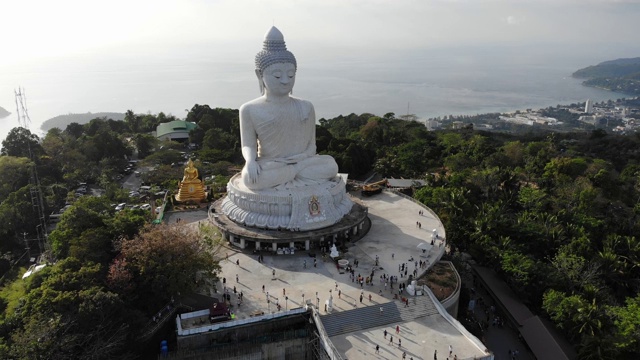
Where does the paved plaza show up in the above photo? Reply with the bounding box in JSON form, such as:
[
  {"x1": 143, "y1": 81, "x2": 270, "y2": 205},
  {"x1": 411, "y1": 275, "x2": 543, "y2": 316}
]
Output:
[{"x1": 168, "y1": 191, "x2": 490, "y2": 359}]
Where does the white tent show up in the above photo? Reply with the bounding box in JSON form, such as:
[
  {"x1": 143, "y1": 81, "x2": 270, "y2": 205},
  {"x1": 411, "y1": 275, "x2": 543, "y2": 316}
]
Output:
[{"x1": 417, "y1": 242, "x2": 433, "y2": 254}]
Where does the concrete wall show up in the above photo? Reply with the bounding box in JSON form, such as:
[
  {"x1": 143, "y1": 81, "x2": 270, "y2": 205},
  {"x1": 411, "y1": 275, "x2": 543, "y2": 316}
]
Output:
[
  {"x1": 423, "y1": 285, "x2": 494, "y2": 360},
  {"x1": 166, "y1": 338, "x2": 309, "y2": 360},
  {"x1": 439, "y1": 261, "x2": 462, "y2": 318}
]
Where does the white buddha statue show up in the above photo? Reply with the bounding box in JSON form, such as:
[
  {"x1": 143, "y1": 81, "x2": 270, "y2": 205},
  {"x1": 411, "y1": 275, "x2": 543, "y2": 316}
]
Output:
[
  {"x1": 240, "y1": 26, "x2": 338, "y2": 191},
  {"x1": 329, "y1": 243, "x2": 340, "y2": 258},
  {"x1": 221, "y1": 27, "x2": 352, "y2": 231}
]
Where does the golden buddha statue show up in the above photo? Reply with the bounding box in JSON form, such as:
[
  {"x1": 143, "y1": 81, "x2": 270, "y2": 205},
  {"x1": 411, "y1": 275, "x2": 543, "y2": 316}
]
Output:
[{"x1": 175, "y1": 159, "x2": 206, "y2": 203}]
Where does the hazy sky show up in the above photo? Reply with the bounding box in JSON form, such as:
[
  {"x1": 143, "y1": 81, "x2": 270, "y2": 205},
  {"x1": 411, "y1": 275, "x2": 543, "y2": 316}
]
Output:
[{"x1": 1, "y1": 0, "x2": 639, "y2": 66}]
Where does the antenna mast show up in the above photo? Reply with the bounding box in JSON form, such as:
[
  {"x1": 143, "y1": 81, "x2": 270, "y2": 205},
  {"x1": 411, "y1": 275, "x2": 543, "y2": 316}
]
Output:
[
  {"x1": 15, "y1": 87, "x2": 31, "y2": 128},
  {"x1": 14, "y1": 88, "x2": 51, "y2": 262}
]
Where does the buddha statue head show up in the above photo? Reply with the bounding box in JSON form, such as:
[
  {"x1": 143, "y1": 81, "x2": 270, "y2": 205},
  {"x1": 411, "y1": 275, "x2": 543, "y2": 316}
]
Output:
[{"x1": 254, "y1": 26, "x2": 297, "y2": 95}]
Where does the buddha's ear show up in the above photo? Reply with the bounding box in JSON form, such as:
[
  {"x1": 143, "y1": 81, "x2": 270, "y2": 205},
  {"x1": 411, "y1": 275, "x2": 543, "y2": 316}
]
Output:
[{"x1": 255, "y1": 69, "x2": 265, "y2": 95}]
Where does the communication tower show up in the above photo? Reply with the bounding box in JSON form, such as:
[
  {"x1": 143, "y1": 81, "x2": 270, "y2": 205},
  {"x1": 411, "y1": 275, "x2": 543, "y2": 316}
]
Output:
[{"x1": 15, "y1": 88, "x2": 51, "y2": 262}]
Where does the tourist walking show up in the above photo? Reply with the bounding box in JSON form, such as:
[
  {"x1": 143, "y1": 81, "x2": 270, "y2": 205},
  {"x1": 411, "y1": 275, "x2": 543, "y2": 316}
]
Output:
[{"x1": 376, "y1": 344, "x2": 380, "y2": 354}]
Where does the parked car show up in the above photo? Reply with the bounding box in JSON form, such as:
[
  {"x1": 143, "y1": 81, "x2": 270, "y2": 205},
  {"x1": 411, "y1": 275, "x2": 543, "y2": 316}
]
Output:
[
  {"x1": 140, "y1": 204, "x2": 151, "y2": 210},
  {"x1": 155, "y1": 206, "x2": 163, "y2": 214},
  {"x1": 115, "y1": 203, "x2": 127, "y2": 211}
]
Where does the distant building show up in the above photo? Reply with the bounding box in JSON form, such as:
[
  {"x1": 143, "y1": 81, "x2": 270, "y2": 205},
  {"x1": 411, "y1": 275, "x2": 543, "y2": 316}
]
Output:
[
  {"x1": 578, "y1": 115, "x2": 597, "y2": 125},
  {"x1": 452, "y1": 121, "x2": 465, "y2": 129},
  {"x1": 155, "y1": 120, "x2": 198, "y2": 142},
  {"x1": 473, "y1": 123, "x2": 494, "y2": 130},
  {"x1": 426, "y1": 119, "x2": 440, "y2": 131},
  {"x1": 585, "y1": 99, "x2": 593, "y2": 114},
  {"x1": 500, "y1": 116, "x2": 533, "y2": 126}
]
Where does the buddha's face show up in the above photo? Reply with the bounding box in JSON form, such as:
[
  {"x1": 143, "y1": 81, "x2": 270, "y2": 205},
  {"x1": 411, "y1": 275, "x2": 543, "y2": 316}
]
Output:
[{"x1": 261, "y1": 62, "x2": 296, "y2": 96}]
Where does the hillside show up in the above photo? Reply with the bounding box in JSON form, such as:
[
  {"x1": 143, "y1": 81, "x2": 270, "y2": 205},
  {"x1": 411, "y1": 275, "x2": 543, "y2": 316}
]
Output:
[
  {"x1": 573, "y1": 57, "x2": 640, "y2": 79},
  {"x1": 573, "y1": 57, "x2": 640, "y2": 96},
  {"x1": 0, "y1": 106, "x2": 10, "y2": 119},
  {"x1": 40, "y1": 112, "x2": 126, "y2": 131}
]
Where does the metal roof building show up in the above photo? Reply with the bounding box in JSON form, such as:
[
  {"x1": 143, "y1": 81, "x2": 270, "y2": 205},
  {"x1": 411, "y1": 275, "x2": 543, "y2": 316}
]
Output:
[{"x1": 156, "y1": 120, "x2": 197, "y2": 142}]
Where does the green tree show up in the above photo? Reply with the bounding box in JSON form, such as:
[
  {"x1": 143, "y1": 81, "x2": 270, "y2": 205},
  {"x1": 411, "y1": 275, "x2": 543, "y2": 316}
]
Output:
[
  {"x1": 134, "y1": 134, "x2": 157, "y2": 159},
  {"x1": 12, "y1": 258, "x2": 135, "y2": 360},
  {"x1": 610, "y1": 295, "x2": 640, "y2": 354},
  {"x1": 64, "y1": 122, "x2": 84, "y2": 138},
  {"x1": 109, "y1": 224, "x2": 220, "y2": 310},
  {"x1": 0, "y1": 156, "x2": 31, "y2": 200},
  {"x1": 0, "y1": 186, "x2": 41, "y2": 245},
  {"x1": 1, "y1": 127, "x2": 43, "y2": 159},
  {"x1": 48, "y1": 197, "x2": 113, "y2": 259},
  {"x1": 542, "y1": 289, "x2": 605, "y2": 340},
  {"x1": 124, "y1": 109, "x2": 141, "y2": 133}
]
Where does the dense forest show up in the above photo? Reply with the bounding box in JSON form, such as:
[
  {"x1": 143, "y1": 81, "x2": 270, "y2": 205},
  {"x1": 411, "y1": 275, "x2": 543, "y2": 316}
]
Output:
[
  {"x1": 0, "y1": 105, "x2": 639, "y2": 359},
  {"x1": 0, "y1": 112, "x2": 222, "y2": 359}
]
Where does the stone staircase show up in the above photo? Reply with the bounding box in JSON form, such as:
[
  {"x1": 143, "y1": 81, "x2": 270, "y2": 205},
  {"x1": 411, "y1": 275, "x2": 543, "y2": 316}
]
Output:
[{"x1": 320, "y1": 294, "x2": 440, "y2": 337}]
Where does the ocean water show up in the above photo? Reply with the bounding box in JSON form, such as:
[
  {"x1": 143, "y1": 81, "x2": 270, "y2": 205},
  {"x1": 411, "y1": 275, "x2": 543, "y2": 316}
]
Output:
[{"x1": 0, "y1": 45, "x2": 629, "y2": 143}]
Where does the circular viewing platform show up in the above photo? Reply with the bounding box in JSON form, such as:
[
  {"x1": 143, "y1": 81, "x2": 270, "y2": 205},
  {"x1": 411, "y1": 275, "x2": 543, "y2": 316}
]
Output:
[{"x1": 209, "y1": 194, "x2": 368, "y2": 252}]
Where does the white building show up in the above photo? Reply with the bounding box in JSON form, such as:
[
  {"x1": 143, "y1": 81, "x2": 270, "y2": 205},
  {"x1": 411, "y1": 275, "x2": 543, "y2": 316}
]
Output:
[{"x1": 585, "y1": 99, "x2": 593, "y2": 114}]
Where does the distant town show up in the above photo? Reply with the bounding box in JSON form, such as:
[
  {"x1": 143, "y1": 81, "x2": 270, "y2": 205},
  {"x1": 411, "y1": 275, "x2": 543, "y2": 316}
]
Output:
[{"x1": 427, "y1": 96, "x2": 640, "y2": 134}]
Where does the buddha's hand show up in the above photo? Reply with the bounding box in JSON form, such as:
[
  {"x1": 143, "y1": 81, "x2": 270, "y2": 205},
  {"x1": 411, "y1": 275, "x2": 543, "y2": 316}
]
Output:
[{"x1": 244, "y1": 160, "x2": 261, "y2": 184}]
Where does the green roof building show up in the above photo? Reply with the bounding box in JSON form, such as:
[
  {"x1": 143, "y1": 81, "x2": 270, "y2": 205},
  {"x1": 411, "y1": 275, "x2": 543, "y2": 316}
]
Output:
[{"x1": 156, "y1": 120, "x2": 197, "y2": 142}]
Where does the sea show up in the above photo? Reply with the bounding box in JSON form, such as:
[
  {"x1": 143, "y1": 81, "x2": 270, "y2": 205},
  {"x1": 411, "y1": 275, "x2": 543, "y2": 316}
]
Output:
[{"x1": 0, "y1": 44, "x2": 631, "y2": 143}]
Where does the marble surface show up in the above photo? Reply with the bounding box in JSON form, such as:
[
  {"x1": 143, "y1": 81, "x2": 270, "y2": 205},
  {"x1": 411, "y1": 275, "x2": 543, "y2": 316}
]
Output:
[{"x1": 222, "y1": 26, "x2": 351, "y2": 231}]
